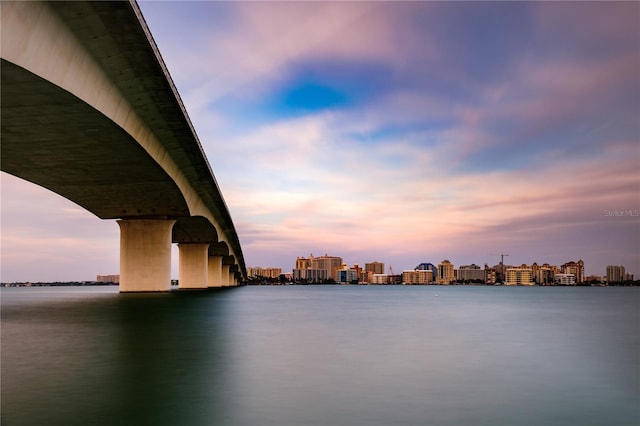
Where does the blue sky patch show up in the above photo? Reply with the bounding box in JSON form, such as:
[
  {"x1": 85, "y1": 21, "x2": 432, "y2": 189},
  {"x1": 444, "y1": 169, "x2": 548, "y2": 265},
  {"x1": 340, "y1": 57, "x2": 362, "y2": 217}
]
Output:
[{"x1": 278, "y1": 82, "x2": 349, "y2": 113}]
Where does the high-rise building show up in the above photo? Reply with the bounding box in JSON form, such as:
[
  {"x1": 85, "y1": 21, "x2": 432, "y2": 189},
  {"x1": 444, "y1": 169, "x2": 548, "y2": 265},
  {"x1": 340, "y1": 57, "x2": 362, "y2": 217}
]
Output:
[
  {"x1": 294, "y1": 254, "x2": 343, "y2": 281},
  {"x1": 312, "y1": 254, "x2": 343, "y2": 280},
  {"x1": 437, "y1": 260, "x2": 455, "y2": 284},
  {"x1": 531, "y1": 262, "x2": 540, "y2": 281},
  {"x1": 402, "y1": 269, "x2": 433, "y2": 285},
  {"x1": 416, "y1": 262, "x2": 438, "y2": 280},
  {"x1": 491, "y1": 263, "x2": 509, "y2": 283},
  {"x1": 365, "y1": 262, "x2": 385, "y2": 275},
  {"x1": 484, "y1": 264, "x2": 497, "y2": 284},
  {"x1": 266, "y1": 268, "x2": 282, "y2": 278},
  {"x1": 537, "y1": 268, "x2": 554, "y2": 285},
  {"x1": 247, "y1": 267, "x2": 263, "y2": 278},
  {"x1": 352, "y1": 264, "x2": 363, "y2": 281},
  {"x1": 247, "y1": 267, "x2": 282, "y2": 278},
  {"x1": 505, "y1": 268, "x2": 534, "y2": 285},
  {"x1": 606, "y1": 265, "x2": 626, "y2": 283},
  {"x1": 562, "y1": 260, "x2": 584, "y2": 283},
  {"x1": 296, "y1": 256, "x2": 312, "y2": 270},
  {"x1": 335, "y1": 264, "x2": 359, "y2": 283},
  {"x1": 456, "y1": 264, "x2": 485, "y2": 282}
]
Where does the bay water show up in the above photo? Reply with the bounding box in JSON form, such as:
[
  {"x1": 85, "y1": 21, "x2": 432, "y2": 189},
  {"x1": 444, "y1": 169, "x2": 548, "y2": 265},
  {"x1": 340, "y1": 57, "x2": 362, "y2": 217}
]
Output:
[{"x1": 2, "y1": 285, "x2": 638, "y2": 425}]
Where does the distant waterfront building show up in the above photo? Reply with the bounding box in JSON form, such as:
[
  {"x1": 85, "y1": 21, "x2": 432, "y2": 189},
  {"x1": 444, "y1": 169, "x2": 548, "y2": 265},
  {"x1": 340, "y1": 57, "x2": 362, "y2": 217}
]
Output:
[
  {"x1": 456, "y1": 264, "x2": 485, "y2": 282},
  {"x1": 294, "y1": 254, "x2": 343, "y2": 281},
  {"x1": 554, "y1": 273, "x2": 576, "y2": 285},
  {"x1": 293, "y1": 268, "x2": 327, "y2": 283},
  {"x1": 484, "y1": 264, "x2": 497, "y2": 284},
  {"x1": 606, "y1": 265, "x2": 626, "y2": 283},
  {"x1": 247, "y1": 267, "x2": 282, "y2": 278},
  {"x1": 536, "y1": 263, "x2": 557, "y2": 285},
  {"x1": 335, "y1": 264, "x2": 359, "y2": 283},
  {"x1": 311, "y1": 254, "x2": 343, "y2": 280},
  {"x1": 296, "y1": 256, "x2": 312, "y2": 270},
  {"x1": 266, "y1": 268, "x2": 282, "y2": 278},
  {"x1": 585, "y1": 275, "x2": 602, "y2": 283},
  {"x1": 531, "y1": 262, "x2": 540, "y2": 281},
  {"x1": 247, "y1": 267, "x2": 262, "y2": 278},
  {"x1": 437, "y1": 260, "x2": 455, "y2": 284},
  {"x1": 490, "y1": 263, "x2": 509, "y2": 282},
  {"x1": 402, "y1": 269, "x2": 433, "y2": 285},
  {"x1": 97, "y1": 274, "x2": 119, "y2": 283},
  {"x1": 247, "y1": 266, "x2": 282, "y2": 278},
  {"x1": 505, "y1": 268, "x2": 534, "y2": 286},
  {"x1": 352, "y1": 264, "x2": 363, "y2": 282},
  {"x1": 388, "y1": 274, "x2": 403, "y2": 285},
  {"x1": 416, "y1": 262, "x2": 438, "y2": 280},
  {"x1": 370, "y1": 274, "x2": 389, "y2": 285},
  {"x1": 365, "y1": 262, "x2": 385, "y2": 275},
  {"x1": 359, "y1": 264, "x2": 381, "y2": 283},
  {"x1": 562, "y1": 260, "x2": 584, "y2": 283}
]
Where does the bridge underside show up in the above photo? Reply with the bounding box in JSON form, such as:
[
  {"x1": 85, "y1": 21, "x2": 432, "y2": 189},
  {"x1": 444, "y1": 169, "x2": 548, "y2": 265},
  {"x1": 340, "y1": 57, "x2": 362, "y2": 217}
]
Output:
[{"x1": 2, "y1": 60, "x2": 190, "y2": 220}]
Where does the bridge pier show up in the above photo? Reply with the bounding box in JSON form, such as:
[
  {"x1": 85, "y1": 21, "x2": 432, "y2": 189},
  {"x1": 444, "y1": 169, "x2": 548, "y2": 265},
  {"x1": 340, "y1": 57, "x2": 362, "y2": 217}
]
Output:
[
  {"x1": 221, "y1": 265, "x2": 230, "y2": 287},
  {"x1": 229, "y1": 272, "x2": 237, "y2": 287},
  {"x1": 118, "y1": 219, "x2": 176, "y2": 292},
  {"x1": 208, "y1": 256, "x2": 223, "y2": 288},
  {"x1": 178, "y1": 243, "x2": 210, "y2": 289}
]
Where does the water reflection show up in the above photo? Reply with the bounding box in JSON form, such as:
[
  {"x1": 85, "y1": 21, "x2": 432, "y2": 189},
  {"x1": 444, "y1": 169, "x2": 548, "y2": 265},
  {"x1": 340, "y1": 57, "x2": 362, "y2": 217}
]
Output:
[
  {"x1": 2, "y1": 286, "x2": 639, "y2": 426},
  {"x1": 2, "y1": 288, "x2": 236, "y2": 426},
  {"x1": 111, "y1": 291, "x2": 235, "y2": 426}
]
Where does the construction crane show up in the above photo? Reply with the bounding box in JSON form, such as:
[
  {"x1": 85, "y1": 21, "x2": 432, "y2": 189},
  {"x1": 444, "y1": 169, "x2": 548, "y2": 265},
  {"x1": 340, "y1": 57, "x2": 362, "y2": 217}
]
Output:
[{"x1": 490, "y1": 253, "x2": 510, "y2": 282}]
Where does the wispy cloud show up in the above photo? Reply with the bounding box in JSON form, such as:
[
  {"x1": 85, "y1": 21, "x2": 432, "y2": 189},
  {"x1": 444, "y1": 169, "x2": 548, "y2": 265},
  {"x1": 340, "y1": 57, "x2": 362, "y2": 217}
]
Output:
[{"x1": 2, "y1": 1, "x2": 637, "y2": 281}]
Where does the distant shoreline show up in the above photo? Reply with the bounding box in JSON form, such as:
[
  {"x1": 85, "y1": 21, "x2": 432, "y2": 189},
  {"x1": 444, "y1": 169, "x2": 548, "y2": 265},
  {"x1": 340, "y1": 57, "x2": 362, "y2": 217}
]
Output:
[
  {"x1": 1, "y1": 282, "x2": 119, "y2": 287},
  {"x1": 2, "y1": 281, "x2": 639, "y2": 287}
]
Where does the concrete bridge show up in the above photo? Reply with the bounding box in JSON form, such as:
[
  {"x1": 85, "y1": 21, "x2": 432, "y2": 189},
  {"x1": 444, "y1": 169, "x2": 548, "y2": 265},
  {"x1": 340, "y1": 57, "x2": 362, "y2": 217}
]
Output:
[{"x1": 1, "y1": 1, "x2": 247, "y2": 291}]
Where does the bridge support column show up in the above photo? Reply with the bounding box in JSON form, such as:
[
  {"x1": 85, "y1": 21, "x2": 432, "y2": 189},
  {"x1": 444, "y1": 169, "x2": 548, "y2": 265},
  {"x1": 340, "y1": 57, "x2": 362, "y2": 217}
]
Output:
[
  {"x1": 229, "y1": 272, "x2": 236, "y2": 287},
  {"x1": 178, "y1": 243, "x2": 210, "y2": 289},
  {"x1": 208, "y1": 256, "x2": 223, "y2": 288},
  {"x1": 221, "y1": 265, "x2": 230, "y2": 287},
  {"x1": 118, "y1": 219, "x2": 176, "y2": 292}
]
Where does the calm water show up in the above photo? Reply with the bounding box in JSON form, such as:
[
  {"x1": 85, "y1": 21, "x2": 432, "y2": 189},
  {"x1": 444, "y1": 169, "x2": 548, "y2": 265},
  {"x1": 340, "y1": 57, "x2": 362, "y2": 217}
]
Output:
[{"x1": 1, "y1": 285, "x2": 638, "y2": 426}]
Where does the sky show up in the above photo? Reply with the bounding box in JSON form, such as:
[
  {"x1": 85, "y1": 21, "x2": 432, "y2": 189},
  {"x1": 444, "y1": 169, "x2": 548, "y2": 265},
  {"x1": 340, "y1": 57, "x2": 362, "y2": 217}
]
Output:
[{"x1": 1, "y1": 1, "x2": 639, "y2": 282}]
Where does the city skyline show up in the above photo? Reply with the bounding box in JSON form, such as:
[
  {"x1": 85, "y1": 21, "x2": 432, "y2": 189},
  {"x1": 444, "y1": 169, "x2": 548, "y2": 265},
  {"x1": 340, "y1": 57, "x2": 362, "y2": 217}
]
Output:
[
  {"x1": 253, "y1": 254, "x2": 630, "y2": 281},
  {"x1": 2, "y1": 1, "x2": 639, "y2": 282},
  {"x1": 249, "y1": 255, "x2": 634, "y2": 285}
]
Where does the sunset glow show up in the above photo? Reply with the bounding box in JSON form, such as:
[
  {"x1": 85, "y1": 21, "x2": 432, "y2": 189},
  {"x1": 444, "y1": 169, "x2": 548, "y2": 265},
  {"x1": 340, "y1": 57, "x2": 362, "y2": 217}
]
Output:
[{"x1": 2, "y1": 1, "x2": 638, "y2": 281}]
